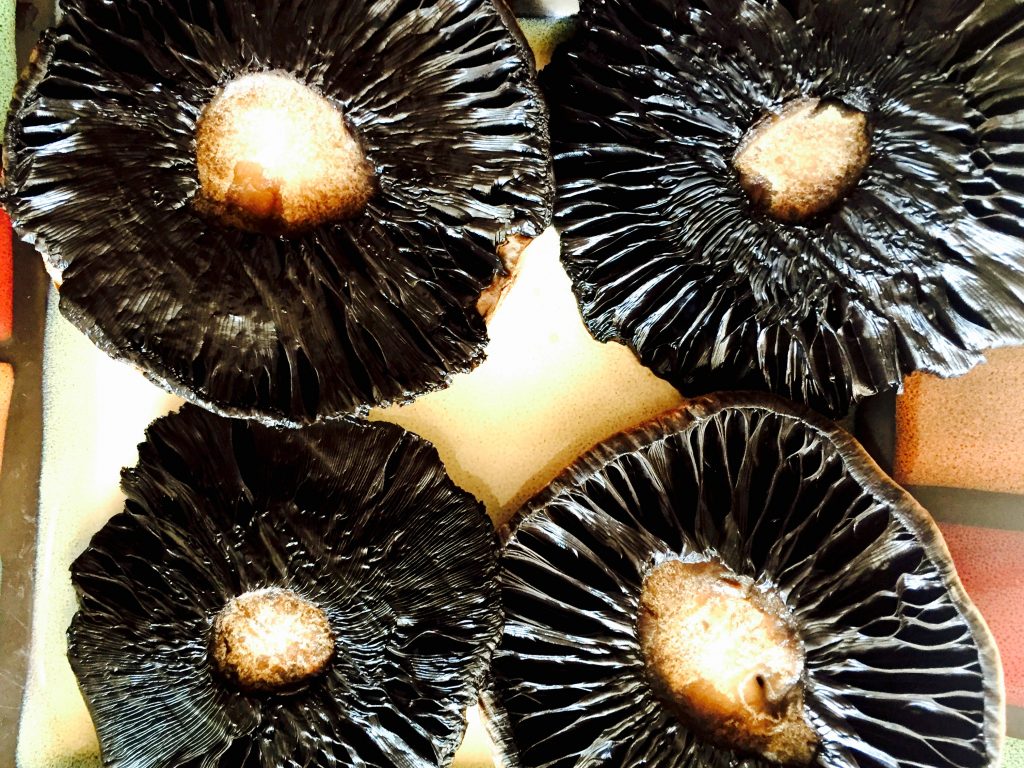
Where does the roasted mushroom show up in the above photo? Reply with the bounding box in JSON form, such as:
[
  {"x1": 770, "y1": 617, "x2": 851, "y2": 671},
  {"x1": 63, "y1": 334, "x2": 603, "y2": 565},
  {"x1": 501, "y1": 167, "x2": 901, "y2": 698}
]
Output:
[
  {"x1": 5, "y1": 0, "x2": 553, "y2": 424},
  {"x1": 488, "y1": 393, "x2": 1003, "y2": 768},
  {"x1": 69, "y1": 405, "x2": 501, "y2": 767},
  {"x1": 546, "y1": 0, "x2": 1024, "y2": 417}
]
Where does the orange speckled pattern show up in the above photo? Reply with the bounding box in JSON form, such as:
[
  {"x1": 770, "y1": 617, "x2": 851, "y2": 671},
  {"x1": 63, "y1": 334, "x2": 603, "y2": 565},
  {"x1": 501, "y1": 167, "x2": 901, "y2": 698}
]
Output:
[
  {"x1": 938, "y1": 522, "x2": 1024, "y2": 707},
  {"x1": 895, "y1": 347, "x2": 1024, "y2": 493},
  {"x1": 0, "y1": 209, "x2": 12, "y2": 342}
]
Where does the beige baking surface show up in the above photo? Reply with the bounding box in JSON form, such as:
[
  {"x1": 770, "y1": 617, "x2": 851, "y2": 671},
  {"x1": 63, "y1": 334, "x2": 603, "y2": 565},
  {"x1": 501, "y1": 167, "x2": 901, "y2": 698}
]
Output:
[
  {"x1": 16, "y1": 228, "x2": 682, "y2": 768},
  {"x1": 373, "y1": 228, "x2": 683, "y2": 526},
  {"x1": 895, "y1": 345, "x2": 1024, "y2": 494}
]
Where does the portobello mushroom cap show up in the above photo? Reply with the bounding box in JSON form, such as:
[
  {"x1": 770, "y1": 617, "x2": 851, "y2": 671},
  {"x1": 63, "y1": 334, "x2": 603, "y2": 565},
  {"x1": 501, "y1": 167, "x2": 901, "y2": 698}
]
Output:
[
  {"x1": 68, "y1": 405, "x2": 501, "y2": 768},
  {"x1": 487, "y1": 392, "x2": 1004, "y2": 768},
  {"x1": 545, "y1": 0, "x2": 1024, "y2": 417},
  {"x1": 4, "y1": 0, "x2": 552, "y2": 424}
]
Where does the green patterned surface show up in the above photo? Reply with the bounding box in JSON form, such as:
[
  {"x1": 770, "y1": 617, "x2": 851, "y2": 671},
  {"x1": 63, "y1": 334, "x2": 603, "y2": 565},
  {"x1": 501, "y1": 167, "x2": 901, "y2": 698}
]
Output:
[
  {"x1": 1007, "y1": 738, "x2": 1024, "y2": 768},
  {"x1": 517, "y1": 16, "x2": 575, "y2": 69},
  {"x1": 0, "y1": 0, "x2": 14, "y2": 132}
]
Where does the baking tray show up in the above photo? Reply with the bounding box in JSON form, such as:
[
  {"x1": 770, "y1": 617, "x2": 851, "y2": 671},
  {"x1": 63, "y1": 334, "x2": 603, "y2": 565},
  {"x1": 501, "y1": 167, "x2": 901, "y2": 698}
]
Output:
[{"x1": 1, "y1": 1, "x2": 1023, "y2": 767}]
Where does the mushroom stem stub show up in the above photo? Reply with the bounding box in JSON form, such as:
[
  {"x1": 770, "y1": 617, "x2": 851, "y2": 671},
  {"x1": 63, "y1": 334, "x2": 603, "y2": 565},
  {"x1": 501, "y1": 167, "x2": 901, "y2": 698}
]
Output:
[
  {"x1": 195, "y1": 71, "x2": 375, "y2": 234},
  {"x1": 734, "y1": 97, "x2": 870, "y2": 223},
  {"x1": 638, "y1": 559, "x2": 818, "y2": 765},
  {"x1": 211, "y1": 588, "x2": 335, "y2": 693}
]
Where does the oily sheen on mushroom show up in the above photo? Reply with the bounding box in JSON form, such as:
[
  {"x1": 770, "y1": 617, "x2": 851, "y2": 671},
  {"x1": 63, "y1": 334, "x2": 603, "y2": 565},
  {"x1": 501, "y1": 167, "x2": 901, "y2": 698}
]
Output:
[
  {"x1": 4, "y1": 0, "x2": 552, "y2": 424},
  {"x1": 487, "y1": 393, "x2": 1003, "y2": 768},
  {"x1": 545, "y1": 0, "x2": 1024, "y2": 417},
  {"x1": 68, "y1": 406, "x2": 500, "y2": 768}
]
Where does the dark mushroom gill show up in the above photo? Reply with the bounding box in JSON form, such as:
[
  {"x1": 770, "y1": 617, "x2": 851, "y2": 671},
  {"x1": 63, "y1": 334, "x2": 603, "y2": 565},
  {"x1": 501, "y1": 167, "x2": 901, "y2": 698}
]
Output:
[
  {"x1": 68, "y1": 405, "x2": 501, "y2": 768},
  {"x1": 544, "y1": 0, "x2": 1024, "y2": 417},
  {"x1": 4, "y1": 0, "x2": 553, "y2": 424},
  {"x1": 488, "y1": 393, "x2": 1003, "y2": 768}
]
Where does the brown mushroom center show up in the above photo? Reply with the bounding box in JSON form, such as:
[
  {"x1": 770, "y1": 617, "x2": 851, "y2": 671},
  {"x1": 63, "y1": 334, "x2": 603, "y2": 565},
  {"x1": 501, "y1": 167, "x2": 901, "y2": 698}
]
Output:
[
  {"x1": 194, "y1": 71, "x2": 375, "y2": 234},
  {"x1": 638, "y1": 559, "x2": 818, "y2": 765},
  {"x1": 733, "y1": 97, "x2": 870, "y2": 223},
  {"x1": 210, "y1": 588, "x2": 334, "y2": 693}
]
